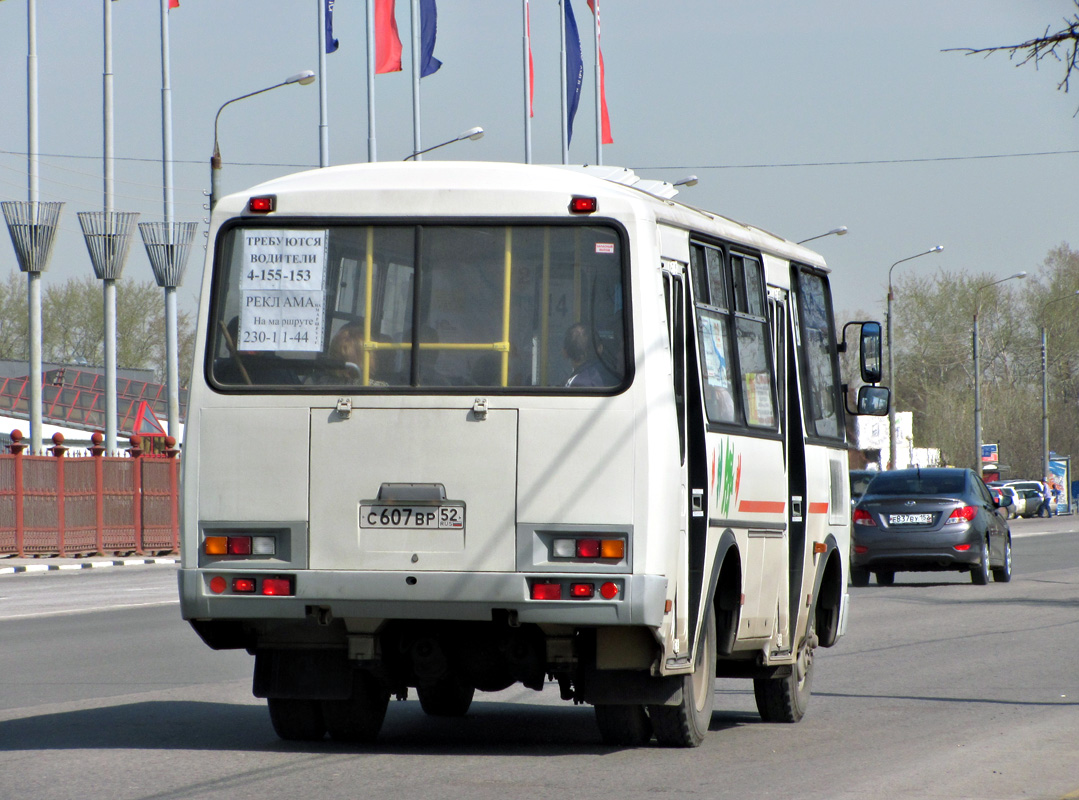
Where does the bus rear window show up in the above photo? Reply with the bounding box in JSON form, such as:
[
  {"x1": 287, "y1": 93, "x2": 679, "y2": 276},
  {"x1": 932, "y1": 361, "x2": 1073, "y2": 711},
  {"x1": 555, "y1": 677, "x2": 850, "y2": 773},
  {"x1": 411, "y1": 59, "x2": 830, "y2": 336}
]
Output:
[{"x1": 208, "y1": 223, "x2": 627, "y2": 392}]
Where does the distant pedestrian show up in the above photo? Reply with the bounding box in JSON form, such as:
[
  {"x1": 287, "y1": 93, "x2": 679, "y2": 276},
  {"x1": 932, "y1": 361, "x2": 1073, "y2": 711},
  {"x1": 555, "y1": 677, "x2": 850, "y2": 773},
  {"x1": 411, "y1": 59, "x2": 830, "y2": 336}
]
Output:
[{"x1": 1038, "y1": 481, "x2": 1053, "y2": 518}]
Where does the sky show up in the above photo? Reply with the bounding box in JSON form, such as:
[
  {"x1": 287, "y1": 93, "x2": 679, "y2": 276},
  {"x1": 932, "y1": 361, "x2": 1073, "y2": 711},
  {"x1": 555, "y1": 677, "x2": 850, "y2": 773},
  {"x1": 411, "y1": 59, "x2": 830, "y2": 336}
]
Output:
[{"x1": 1, "y1": 0, "x2": 1077, "y2": 323}]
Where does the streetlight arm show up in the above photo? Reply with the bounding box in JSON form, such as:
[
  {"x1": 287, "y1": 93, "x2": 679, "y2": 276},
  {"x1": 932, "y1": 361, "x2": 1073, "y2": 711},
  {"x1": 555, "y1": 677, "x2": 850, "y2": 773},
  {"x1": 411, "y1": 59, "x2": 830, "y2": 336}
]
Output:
[
  {"x1": 212, "y1": 71, "x2": 317, "y2": 159},
  {"x1": 404, "y1": 126, "x2": 485, "y2": 160},
  {"x1": 888, "y1": 245, "x2": 944, "y2": 297}
]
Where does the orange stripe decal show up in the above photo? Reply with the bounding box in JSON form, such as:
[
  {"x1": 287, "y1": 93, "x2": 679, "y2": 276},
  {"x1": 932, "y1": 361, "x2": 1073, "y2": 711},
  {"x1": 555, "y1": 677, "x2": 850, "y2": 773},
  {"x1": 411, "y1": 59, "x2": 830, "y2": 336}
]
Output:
[
  {"x1": 808, "y1": 502, "x2": 829, "y2": 515},
  {"x1": 738, "y1": 500, "x2": 786, "y2": 514}
]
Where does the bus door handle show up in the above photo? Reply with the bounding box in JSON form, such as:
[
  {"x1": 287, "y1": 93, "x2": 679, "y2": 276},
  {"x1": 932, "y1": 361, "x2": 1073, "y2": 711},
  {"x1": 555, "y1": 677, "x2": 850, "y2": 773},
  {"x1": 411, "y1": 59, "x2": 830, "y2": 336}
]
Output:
[
  {"x1": 335, "y1": 397, "x2": 352, "y2": 419},
  {"x1": 472, "y1": 397, "x2": 489, "y2": 420},
  {"x1": 791, "y1": 495, "x2": 803, "y2": 523},
  {"x1": 691, "y1": 488, "x2": 705, "y2": 518}
]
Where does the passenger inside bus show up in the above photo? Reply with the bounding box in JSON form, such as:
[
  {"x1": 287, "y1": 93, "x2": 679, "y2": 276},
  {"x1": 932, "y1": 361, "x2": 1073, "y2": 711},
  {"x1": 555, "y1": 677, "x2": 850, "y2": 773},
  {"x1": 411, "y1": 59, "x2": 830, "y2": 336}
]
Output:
[
  {"x1": 325, "y1": 322, "x2": 388, "y2": 386},
  {"x1": 563, "y1": 323, "x2": 618, "y2": 388}
]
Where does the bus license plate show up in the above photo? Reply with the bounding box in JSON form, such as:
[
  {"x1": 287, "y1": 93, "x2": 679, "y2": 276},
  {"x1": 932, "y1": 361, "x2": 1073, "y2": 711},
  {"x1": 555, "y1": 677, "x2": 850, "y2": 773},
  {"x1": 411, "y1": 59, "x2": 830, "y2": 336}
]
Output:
[
  {"x1": 360, "y1": 504, "x2": 465, "y2": 530},
  {"x1": 888, "y1": 513, "x2": 933, "y2": 525}
]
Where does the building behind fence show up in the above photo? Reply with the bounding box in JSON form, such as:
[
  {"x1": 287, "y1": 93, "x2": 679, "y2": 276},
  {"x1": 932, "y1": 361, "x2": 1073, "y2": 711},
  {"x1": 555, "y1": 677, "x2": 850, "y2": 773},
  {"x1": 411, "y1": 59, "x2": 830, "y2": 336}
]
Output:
[{"x1": 0, "y1": 431, "x2": 179, "y2": 557}]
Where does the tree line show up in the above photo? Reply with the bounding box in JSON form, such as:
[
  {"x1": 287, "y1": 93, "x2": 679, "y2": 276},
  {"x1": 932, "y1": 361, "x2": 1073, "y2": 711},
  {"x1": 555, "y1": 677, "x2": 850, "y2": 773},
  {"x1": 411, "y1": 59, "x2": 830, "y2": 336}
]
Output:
[
  {"x1": 850, "y1": 244, "x2": 1079, "y2": 480},
  {"x1": 0, "y1": 271, "x2": 195, "y2": 386}
]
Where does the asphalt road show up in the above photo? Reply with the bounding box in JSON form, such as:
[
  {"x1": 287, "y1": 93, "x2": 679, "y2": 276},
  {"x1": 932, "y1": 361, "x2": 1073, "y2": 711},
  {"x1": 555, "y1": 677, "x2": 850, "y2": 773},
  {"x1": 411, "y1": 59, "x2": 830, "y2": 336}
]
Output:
[{"x1": 1, "y1": 516, "x2": 1077, "y2": 800}]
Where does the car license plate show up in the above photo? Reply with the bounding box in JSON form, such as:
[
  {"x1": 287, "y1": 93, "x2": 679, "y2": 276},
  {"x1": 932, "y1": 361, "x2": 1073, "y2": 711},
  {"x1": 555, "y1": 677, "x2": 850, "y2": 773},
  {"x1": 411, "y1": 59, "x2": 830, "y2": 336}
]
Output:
[
  {"x1": 360, "y1": 504, "x2": 465, "y2": 530},
  {"x1": 888, "y1": 513, "x2": 933, "y2": 525}
]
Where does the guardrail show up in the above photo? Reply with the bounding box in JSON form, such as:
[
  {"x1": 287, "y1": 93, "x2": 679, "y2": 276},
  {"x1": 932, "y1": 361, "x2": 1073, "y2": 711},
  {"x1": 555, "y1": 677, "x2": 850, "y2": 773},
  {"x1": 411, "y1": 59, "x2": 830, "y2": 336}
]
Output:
[{"x1": 0, "y1": 431, "x2": 179, "y2": 557}]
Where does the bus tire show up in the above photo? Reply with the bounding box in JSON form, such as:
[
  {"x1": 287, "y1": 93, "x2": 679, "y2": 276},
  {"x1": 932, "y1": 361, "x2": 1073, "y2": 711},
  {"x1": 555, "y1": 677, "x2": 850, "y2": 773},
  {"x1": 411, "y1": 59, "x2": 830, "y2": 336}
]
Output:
[
  {"x1": 648, "y1": 611, "x2": 715, "y2": 747},
  {"x1": 850, "y1": 567, "x2": 870, "y2": 587},
  {"x1": 321, "y1": 670, "x2": 390, "y2": 743},
  {"x1": 594, "y1": 704, "x2": 653, "y2": 746},
  {"x1": 417, "y1": 677, "x2": 475, "y2": 717},
  {"x1": 267, "y1": 698, "x2": 326, "y2": 741},
  {"x1": 754, "y1": 624, "x2": 814, "y2": 723}
]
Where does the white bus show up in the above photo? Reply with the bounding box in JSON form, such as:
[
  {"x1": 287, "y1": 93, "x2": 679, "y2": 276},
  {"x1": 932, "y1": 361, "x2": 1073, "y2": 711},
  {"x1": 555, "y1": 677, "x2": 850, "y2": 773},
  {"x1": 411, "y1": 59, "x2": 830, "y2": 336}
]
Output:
[{"x1": 179, "y1": 161, "x2": 887, "y2": 747}]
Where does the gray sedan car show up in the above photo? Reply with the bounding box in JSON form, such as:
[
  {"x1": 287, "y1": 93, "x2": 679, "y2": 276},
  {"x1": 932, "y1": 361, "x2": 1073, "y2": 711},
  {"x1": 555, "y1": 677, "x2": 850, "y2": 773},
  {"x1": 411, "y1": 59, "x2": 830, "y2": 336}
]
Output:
[{"x1": 851, "y1": 467, "x2": 1012, "y2": 586}]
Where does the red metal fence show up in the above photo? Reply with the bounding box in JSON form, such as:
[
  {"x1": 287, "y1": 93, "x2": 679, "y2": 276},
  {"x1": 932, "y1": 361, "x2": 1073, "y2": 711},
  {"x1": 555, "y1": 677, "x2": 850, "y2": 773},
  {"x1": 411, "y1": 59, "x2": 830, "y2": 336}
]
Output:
[{"x1": 0, "y1": 433, "x2": 179, "y2": 557}]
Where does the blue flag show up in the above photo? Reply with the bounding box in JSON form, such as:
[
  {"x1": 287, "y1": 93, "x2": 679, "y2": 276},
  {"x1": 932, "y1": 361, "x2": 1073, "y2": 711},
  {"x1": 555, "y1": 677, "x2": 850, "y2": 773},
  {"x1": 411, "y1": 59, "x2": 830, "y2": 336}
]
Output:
[
  {"x1": 564, "y1": 0, "x2": 583, "y2": 143},
  {"x1": 420, "y1": 0, "x2": 442, "y2": 77},
  {"x1": 325, "y1": 0, "x2": 339, "y2": 53}
]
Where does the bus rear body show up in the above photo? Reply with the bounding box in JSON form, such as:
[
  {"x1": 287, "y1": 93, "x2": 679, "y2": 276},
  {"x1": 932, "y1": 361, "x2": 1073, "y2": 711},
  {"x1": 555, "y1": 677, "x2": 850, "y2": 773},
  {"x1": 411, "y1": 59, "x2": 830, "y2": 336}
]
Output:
[{"x1": 179, "y1": 162, "x2": 884, "y2": 747}]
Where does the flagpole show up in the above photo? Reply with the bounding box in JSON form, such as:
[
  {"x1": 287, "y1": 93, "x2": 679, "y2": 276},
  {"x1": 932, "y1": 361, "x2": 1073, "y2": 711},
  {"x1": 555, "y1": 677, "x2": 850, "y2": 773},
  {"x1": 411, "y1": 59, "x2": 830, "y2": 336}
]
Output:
[
  {"x1": 559, "y1": 0, "x2": 568, "y2": 165},
  {"x1": 410, "y1": 0, "x2": 422, "y2": 159},
  {"x1": 318, "y1": 0, "x2": 330, "y2": 168},
  {"x1": 28, "y1": 0, "x2": 43, "y2": 455},
  {"x1": 367, "y1": 0, "x2": 377, "y2": 161},
  {"x1": 592, "y1": 0, "x2": 602, "y2": 165},
  {"x1": 522, "y1": 0, "x2": 532, "y2": 164}
]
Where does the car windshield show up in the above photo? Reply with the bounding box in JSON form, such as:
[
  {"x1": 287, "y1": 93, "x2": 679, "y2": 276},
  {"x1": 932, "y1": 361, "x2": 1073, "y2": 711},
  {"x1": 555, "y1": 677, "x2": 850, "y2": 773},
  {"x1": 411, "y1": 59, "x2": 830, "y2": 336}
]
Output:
[{"x1": 866, "y1": 473, "x2": 966, "y2": 497}]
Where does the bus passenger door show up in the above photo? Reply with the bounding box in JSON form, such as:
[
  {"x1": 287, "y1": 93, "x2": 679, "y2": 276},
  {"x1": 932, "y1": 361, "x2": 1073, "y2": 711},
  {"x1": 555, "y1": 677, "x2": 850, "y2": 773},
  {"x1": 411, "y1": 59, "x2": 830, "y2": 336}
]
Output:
[
  {"x1": 661, "y1": 261, "x2": 695, "y2": 654},
  {"x1": 785, "y1": 286, "x2": 809, "y2": 652},
  {"x1": 667, "y1": 260, "x2": 711, "y2": 659}
]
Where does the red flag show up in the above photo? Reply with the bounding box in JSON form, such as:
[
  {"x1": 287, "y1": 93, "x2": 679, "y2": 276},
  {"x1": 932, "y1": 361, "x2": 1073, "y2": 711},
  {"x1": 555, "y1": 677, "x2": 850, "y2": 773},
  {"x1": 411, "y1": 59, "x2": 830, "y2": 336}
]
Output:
[
  {"x1": 375, "y1": 0, "x2": 403, "y2": 74},
  {"x1": 169, "y1": 0, "x2": 179, "y2": 7},
  {"x1": 586, "y1": 0, "x2": 613, "y2": 144}
]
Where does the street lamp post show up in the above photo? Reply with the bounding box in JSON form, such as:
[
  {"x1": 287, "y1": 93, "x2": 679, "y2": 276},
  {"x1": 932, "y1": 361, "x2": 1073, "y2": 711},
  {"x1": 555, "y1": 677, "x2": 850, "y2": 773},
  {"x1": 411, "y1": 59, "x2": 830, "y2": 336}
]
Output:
[
  {"x1": 404, "y1": 126, "x2": 485, "y2": 160},
  {"x1": 209, "y1": 70, "x2": 316, "y2": 209},
  {"x1": 886, "y1": 245, "x2": 943, "y2": 469},
  {"x1": 972, "y1": 271, "x2": 1027, "y2": 474},
  {"x1": 1040, "y1": 290, "x2": 1079, "y2": 482},
  {"x1": 797, "y1": 226, "x2": 847, "y2": 245}
]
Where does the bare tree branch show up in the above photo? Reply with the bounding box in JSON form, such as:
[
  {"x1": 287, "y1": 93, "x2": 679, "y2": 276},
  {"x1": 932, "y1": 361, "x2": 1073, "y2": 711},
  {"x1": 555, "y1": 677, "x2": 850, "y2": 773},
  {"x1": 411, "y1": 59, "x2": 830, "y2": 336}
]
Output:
[{"x1": 944, "y1": 2, "x2": 1079, "y2": 100}]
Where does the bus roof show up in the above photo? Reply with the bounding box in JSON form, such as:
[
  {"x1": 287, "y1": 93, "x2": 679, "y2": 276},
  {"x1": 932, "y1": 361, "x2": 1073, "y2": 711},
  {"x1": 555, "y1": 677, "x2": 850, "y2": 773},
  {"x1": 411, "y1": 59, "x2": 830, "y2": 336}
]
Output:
[{"x1": 220, "y1": 161, "x2": 828, "y2": 271}]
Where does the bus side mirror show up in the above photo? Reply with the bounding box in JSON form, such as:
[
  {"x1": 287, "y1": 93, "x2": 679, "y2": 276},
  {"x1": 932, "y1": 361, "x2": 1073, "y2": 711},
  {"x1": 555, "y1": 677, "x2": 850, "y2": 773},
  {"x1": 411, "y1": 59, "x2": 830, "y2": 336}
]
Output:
[
  {"x1": 857, "y1": 385, "x2": 890, "y2": 416},
  {"x1": 859, "y1": 321, "x2": 882, "y2": 384}
]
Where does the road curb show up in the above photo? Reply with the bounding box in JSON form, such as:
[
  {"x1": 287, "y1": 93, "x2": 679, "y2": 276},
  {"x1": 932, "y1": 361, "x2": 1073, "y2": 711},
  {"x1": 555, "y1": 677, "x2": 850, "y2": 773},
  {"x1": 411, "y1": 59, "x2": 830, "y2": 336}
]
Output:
[{"x1": 0, "y1": 557, "x2": 178, "y2": 576}]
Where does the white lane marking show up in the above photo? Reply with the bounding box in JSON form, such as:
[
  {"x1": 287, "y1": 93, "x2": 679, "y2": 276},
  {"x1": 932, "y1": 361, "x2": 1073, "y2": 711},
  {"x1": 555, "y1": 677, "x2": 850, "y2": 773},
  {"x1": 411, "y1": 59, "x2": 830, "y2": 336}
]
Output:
[{"x1": 0, "y1": 599, "x2": 179, "y2": 621}]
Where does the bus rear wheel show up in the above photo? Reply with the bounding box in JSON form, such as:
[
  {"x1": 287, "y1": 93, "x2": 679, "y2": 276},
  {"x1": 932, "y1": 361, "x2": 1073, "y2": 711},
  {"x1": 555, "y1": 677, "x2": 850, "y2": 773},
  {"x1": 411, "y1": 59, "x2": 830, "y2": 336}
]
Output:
[
  {"x1": 417, "y1": 677, "x2": 475, "y2": 717},
  {"x1": 267, "y1": 698, "x2": 326, "y2": 741},
  {"x1": 648, "y1": 612, "x2": 715, "y2": 747},
  {"x1": 594, "y1": 704, "x2": 653, "y2": 746},
  {"x1": 754, "y1": 626, "x2": 814, "y2": 723},
  {"x1": 321, "y1": 670, "x2": 390, "y2": 743}
]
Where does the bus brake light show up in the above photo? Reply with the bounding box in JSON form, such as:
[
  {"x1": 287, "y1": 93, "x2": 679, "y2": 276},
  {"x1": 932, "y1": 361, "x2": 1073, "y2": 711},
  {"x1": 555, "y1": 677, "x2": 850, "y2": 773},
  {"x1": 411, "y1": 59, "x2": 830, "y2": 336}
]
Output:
[{"x1": 261, "y1": 578, "x2": 293, "y2": 596}]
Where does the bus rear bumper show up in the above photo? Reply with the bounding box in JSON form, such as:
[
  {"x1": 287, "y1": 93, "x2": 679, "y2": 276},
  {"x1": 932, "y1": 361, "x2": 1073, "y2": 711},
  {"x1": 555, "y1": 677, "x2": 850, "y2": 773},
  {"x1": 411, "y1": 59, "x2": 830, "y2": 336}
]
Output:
[{"x1": 178, "y1": 568, "x2": 668, "y2": 628}]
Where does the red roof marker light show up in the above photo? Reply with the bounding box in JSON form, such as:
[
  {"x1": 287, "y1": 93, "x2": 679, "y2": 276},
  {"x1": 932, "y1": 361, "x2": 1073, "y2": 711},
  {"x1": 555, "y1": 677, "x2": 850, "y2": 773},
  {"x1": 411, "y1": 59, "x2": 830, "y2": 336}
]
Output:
[
  {"x1": 247, "y1": 195, "x2": 276, "y2": 213},
  {"x1": 569, "y1": 196, "x2": 597, "y2": 214}
]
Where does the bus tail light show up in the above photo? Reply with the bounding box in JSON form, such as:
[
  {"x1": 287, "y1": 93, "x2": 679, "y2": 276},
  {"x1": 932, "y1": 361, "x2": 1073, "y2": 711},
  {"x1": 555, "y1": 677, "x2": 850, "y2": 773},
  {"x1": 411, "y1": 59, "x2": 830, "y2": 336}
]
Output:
[
  {"x1": 570, "y1": 583, "x2": 594, "y2": 598},
  {"x1": 233, "y1": 578, "x2": 256, "y2": 593},
  {"x1": 262, "y1": 578, "x2": 293, "y2": 596},
  {"x1": 532, "y1": 582, "x2": 562, "y2": 600},
  {"x1": 204, "y1": 534, "x2": 277, "y2": 557},
  {"x1": 551, "y1": 537, "x2": 626, "y2": 561}
]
